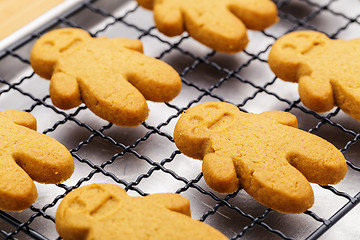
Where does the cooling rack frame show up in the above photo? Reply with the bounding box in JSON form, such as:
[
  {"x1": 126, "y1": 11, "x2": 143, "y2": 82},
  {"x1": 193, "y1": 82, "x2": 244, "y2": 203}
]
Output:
[{"x1": 1, "y1": 0, "x2": 360, "y2": 239}]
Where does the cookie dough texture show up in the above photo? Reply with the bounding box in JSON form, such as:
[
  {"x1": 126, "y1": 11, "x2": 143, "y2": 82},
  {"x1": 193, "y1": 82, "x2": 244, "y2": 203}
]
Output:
[
  {"x1": 55, "y1": 183, "x2": 228, "y2": 240},
  {"x1": 173, "y1": 102, "x2": 347, "y2": 214},
  {"x1": 30, "y1": 28, "x2": 182, "y2": 127},
  {"x1": 0, "y1": 110, "x2": 74, "y2": 211},
  {"x1": 268, "y1": 30, "x2": 360, "y2": 121},
  {"x1": 136, "y1": 0, "x2": 278, "y2": 53}
]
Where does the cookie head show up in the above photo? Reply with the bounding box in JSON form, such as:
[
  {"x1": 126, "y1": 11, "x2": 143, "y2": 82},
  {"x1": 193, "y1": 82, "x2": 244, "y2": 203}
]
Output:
[
  {"x1": 30, "y1": 28, "x2": 90, "y2": 79},
  {"x1": 56, "y1": 184, "x2": 127, "y2": 239},
  {"x1": 269, "y1": 31, "x2": 328, "y2": 82},
  {"x1": 174, "y1": 102, "x2": 237, "y2": 159},
  {"x1": 55, "y1": 183, "x2": 228, "y2": 240},
  {"x1": 174, "y1": 102, "x2": 347, "y2": 213}
]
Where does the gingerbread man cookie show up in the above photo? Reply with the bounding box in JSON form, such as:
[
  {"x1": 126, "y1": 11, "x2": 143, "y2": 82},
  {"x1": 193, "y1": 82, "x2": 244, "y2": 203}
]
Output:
[
  {"x1": 0, "y1": 110, "x2": 74, "y2": 211},
  {"x1": 173, "y1": 102, "x2": 347, "y2": 213},
  {"x1": 55, "y1": 183, "x2": 227, "y2": 240},
  {"x1": 268, "y1": 30, "x2": 360, "y2": 121},
  {"x1": 137, "y1": 0, "x2": 278, "y2": 53},
  {"x1": 30, "y1": 28, "x2": 182, "y2": 126}
]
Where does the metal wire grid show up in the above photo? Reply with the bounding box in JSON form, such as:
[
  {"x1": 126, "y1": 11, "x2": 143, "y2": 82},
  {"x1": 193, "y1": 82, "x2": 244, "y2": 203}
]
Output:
[{"x1": 0, "y1": 0, "x2": 360, "y2": 239}]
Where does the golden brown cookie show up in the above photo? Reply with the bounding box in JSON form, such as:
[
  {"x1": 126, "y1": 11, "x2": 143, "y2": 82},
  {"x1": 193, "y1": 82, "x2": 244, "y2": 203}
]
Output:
[
  {"x1": 30, "y1": 28, "x2": 182, "y2": 127},
  {"x1": 55, "y1": 183, "x2": 227, "y2": 240},
  {"x1": 0, "y1": 110, "x2": 74, "y2": 211},
  {"x1": 268, "y1": 30, "x2": 360, "y2": 121},
  {"x1": 136, "y1": 0, "x2": 278, "y2": 53},
  {"x1": 173, "y1": 102, "x2": 347, "y2": 214}
]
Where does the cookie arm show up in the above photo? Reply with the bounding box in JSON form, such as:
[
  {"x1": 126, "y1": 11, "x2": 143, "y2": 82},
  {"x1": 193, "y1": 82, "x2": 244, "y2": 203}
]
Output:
[
  {"x1": 228, "y1": 0, "x2": 278, "y2": 30},
  {"x1": 50, "y1": 72, "x2": 82, "y2": 110},
  {"x1": 145, "y1": 193, "x2": 191, "y2": 217},
  {"x1": 258, "y1": 111, "x2": 298, "y2": 128},
  {"x1": 202, "y1": 152, "x2": 239, "y2": 193},
  {"x1": 0, "y1": 110, "x2": 37, "y2": 130}
]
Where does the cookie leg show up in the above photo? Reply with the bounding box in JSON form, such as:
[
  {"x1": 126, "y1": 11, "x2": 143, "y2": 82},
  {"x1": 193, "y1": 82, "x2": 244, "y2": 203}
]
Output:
[
  {"x1": 298, "y1": 74, "x2": 334, "y2": 112},
  {"x1": 240, "y1": 157, "x2": 314, "y2": 214},
  {"x1": 183, "y1": 4, "x2": 248, "y2": 53},
  {"x1": 77, "y1": 74, "x2": 149, "y2": 126},
  {"x1": 152, "y1": 1, "x2": 184, "y2": 36},
  {"x1": 50, "y1": 72, "x2": 82, "y2": 110},
  {"x1": 13, "y1": 129, "x2": 74, "y2": 184},
  {"x1": 286, "y1": 129, "x2": 347, "y2": 185},
  {"x1": 331, "y1": 79, "x2": 360, "y2": 121},
  {"x1": 0, "y1": 157, "x2": 37, "y2": 211},
  {"x1": 125, "y1": 52, "x2": 181, "y2": 102},
  {"x1": 202, "y1": 152, "x2": 239, "y2": 193}
]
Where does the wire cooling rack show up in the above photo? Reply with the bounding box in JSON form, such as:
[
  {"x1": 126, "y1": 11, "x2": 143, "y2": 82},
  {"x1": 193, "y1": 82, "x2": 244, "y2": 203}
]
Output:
[{"x1": 1, "y1": 0, "x2": 360, "y2": 239}]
